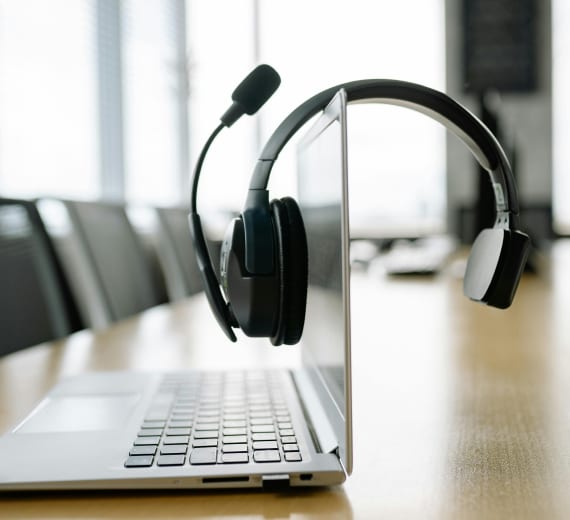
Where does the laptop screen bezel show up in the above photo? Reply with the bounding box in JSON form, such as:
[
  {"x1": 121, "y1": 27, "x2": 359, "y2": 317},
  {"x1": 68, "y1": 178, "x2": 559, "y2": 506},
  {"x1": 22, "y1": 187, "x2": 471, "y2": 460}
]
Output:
[{"x1": 296, "y1": 89, "x2": 352, "y2": 475}]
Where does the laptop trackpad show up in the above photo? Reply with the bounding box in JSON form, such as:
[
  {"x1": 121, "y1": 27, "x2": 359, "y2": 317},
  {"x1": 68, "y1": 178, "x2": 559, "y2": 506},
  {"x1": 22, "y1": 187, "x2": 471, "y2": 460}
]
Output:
[{"x1": 15, "y1": 394, "x2": 140, "y2": 434}]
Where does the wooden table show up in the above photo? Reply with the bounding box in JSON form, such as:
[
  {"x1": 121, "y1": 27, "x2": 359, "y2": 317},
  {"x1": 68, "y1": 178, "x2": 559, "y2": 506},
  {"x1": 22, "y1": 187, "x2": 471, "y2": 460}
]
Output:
[{"x1": 1, "y1": 240, "x2": 569, "y2": 519}]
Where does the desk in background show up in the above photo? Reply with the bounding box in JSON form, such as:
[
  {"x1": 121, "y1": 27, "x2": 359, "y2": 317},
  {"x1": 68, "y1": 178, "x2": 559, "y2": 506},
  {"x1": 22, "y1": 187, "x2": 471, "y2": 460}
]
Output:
[{"x1": 1, "y1": 241, "x2": 570, "y2": 519}]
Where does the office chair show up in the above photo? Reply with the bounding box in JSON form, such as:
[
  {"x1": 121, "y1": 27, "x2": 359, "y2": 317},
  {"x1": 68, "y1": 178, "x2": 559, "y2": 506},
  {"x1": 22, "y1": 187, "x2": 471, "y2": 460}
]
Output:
[
  {"x1": 38, "y1": 199, "x2": 167, "y2": 329},
  {"x1": 153, "y1": 206, "x2": 204, "y2": 301},
  {"x1": 0, "y1": 198, "x2": 82, "y2": 355}
]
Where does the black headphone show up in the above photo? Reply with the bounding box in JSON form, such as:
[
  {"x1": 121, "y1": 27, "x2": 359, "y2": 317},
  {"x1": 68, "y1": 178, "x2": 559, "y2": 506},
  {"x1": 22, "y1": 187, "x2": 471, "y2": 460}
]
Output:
[{"x1": 189, "y1": 65, "x2": 530, "y2": 345}]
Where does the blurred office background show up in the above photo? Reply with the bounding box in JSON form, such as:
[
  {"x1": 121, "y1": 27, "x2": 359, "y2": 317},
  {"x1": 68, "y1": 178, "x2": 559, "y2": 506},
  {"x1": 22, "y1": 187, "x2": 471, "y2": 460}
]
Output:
[
  {"x1": 2, "y1": 0, "x2": 565, "y2": 234},
  {"x1": 0, "y1": 0, "x2": 566, "y2": 351}
]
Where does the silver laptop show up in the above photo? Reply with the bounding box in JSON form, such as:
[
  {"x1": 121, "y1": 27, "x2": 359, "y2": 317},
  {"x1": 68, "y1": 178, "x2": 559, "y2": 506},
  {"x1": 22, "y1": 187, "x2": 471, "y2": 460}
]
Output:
[{"x1": 0, "y1": 90, "x2": 352, "y2": 491}]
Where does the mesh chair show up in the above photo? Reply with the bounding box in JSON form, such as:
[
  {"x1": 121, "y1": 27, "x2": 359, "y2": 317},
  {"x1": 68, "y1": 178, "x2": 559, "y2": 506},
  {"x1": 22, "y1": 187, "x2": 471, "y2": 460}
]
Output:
[
  {"x1": 154, "y1": 207, "x2": 204, "y2": 301},
  {"x1": 0, "y1": 198, "x2": 82, "y2": 355},
  {"x1": 39, "y1": 199, "x2": 167, "y2": 328}
]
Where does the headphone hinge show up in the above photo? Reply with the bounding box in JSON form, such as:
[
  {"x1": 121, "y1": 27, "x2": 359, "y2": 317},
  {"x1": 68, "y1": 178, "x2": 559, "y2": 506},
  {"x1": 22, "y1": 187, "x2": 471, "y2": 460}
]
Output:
[
  {"x1": 494, "y1": 210, "x2": 514, "y2": 230},
  {"x1": 250, "y1": 159, "x2": 273, "y2": 190}
]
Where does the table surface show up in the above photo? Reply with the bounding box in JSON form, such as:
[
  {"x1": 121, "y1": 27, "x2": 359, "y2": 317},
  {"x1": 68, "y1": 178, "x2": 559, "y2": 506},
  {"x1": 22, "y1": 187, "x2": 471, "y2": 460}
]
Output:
[{"x1": 1, "y1": 241, "x2": 570, "y2": 519}]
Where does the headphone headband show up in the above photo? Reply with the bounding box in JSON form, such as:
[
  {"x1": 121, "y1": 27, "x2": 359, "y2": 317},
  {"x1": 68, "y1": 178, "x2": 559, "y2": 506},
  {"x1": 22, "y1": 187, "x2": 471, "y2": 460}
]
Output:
[
  {"x1": 190, "y1": 72, "x2": 530, "y2": 344},
  {"x1": 249, "y1": 79, "x2": 519, "y2": 215}
]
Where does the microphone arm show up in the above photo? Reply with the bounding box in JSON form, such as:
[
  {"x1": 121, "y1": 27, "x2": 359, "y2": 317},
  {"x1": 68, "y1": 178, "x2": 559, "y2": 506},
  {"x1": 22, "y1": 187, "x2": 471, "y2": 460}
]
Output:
[
  {"x1": 188, "y1": 64, "x2": 281, "y2": 342},
  {"x1": 190, "y1": 123, "x2": 224, "y2": 214},
  {"x1": 189, "y1": 122, "x2": 238, "y2": 342}
]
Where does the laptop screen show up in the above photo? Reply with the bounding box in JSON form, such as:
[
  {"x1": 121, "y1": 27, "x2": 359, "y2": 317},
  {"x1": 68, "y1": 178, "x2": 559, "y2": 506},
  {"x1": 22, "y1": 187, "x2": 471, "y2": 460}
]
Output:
[{"x1": 296, "y1": 90, "x2": 352, "y2": 474}]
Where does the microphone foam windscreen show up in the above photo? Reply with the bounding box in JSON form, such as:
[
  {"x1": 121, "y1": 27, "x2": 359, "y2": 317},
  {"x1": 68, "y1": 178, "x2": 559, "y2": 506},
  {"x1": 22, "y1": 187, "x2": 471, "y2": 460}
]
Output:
[{"x1": 232, "y1": 64, "x2": 281, "y2": 115}]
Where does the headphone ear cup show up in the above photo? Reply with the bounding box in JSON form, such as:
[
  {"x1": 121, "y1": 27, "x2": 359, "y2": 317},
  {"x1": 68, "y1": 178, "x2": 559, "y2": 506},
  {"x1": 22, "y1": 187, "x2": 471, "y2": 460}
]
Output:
[
  {"x1": 464, "y1": 227, "x2": 530, "y2": 308},
  {"x1": 269, "y1": 197, "x2": 308, "y2": 346}
]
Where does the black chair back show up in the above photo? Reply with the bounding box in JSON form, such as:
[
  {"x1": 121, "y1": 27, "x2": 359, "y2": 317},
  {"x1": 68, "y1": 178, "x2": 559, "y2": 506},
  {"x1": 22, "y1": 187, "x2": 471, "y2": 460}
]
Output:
[
  {"x1": 40, "y1": 199, "x2": 167, "y2": 328},
  {"x1": 154, "y1": 207, "x2": 203, "y2": 300},
  {"x1": 0, "y1": 198, "x2": 82, "y2": 355}
]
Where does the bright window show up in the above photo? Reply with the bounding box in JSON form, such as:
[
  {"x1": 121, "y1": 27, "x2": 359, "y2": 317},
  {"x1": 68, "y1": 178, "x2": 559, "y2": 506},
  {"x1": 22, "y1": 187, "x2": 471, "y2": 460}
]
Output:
[
  {"x1": 187, "y1": 0, "x2": 446, "y2": 236},
  {"x1": 0, "y1": 0, "x2": 99, "y2": 200},
  {"x1": 122, "y1": 0, "x2": 185, "y2": 205},
  {"x1": 0, "y1": 0, "x2": 446, "y2": 225},
  {"x1": 0, "y1": 1, "x2": 186, "y2": 205},
  {"x1": 186, "y1": 0, "x2": 257, "y2": 212}
]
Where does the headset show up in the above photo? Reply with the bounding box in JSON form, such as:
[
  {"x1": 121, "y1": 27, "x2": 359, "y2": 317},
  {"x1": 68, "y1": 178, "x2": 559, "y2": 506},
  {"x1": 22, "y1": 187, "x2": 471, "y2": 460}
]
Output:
[{"x1": 189, "y1": 65, "x2": 530, "y2": 345}]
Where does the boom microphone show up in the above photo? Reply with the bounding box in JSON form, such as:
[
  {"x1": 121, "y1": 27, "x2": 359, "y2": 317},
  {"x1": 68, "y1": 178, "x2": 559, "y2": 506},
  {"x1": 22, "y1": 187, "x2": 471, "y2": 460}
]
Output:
[
  {"x1": 220, "y1": 64, "x2": 281, "y2": 127},
  {"x1": 189, "y1": 64, "x2": 281, "y2": 342}
]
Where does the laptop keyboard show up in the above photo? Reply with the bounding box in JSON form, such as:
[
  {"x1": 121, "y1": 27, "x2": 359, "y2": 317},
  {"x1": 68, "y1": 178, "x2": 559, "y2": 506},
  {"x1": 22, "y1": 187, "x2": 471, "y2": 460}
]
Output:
[{"x1": 125, "y1": 371, "x2": 302, "y2": 468}]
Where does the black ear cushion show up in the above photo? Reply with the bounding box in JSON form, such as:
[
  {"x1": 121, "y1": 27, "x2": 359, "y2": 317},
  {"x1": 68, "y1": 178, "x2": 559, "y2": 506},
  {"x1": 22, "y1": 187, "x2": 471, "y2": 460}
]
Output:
[{"x1": 269, "y1": 197, "x2": 308, "y2": 345}]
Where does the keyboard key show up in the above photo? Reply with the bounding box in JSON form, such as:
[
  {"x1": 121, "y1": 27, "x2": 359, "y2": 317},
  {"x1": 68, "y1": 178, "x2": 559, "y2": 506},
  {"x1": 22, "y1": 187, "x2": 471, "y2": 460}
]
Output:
[
  {"x1": 277, "y1": 422, "x2": 292, "y2": 430},
  {"x1": 163, "y1": 435, "x2": 189, "y2": 445},
  {"x1": 223, "y1": 406, "x2": 246, "y2": 414},
  {"x1": 279, "y1": 429, "x2": 295, "y2": 437},
  {"x1": 166, "y1": 427, "x2": 191, "y2": 436},
  {"x1": 197, "y1": 410, "x2": 220, "y2": 417},
  {"x1": 249, "y1": 411, "x2": 272, "y2": 419},
  {"x1": 285, "y1": 452, "x2": 302, "y2": 462},
  {"x1": 251, "y1": 425, "x2": 275, "y2": 433},
  {"x1": 224, "y1": 400, "x2": 245, "y2": 407},
  {"x1": 190, "y1": 447, "x2": 217, "y2": 465},
  {"x1": 169, "y1": 421, "x2": 192, "y2": 428},
  {"x1": 224, "y1": 405, "x2": 247, "y2": 420},
  {"x1": 250, "y1": 418, "x2": 273, "y2": 426},
  {"x1": 223, "y1": 427, "x2": 247, "y2": 436},
  {"x1": 223, "y1": 420, "x2": 246, "y2": 428},
  {"x1": 157, "y1": 454, "x2": 186, "y2": 466},
  {"x1": 222, "y1": 443, "x2": 248, "y2": 453},
  {"x1": 134, "y1": 436, "x2": 161, "y2": 446},
  {"x1": 221, "y1": 452, "x2": 249, "y2": 464},
  {"x1": 194, "y1": 422, "x2": 219, "y2": 431},
  {"x1": 138, "y1": 428, "x2": 163, "y2": 437},
  {"x1": 160, "y1": 444, "x2": 188, "y2": 455},
  {"x1": 125, "y1": 455, "x2": 154, "y2": 467},
  {"x1": 142, "y1": 421, "x2": 166, "y2": 429},
  {"x1": 252, "y1": 440, "x2": 278, "y2": 450},
  {"x1": 222, "y1": 435, "x2": 247, "y2": 444},
  {"x1": 224, "y1": 400, "x2": 246, "y2": 408},
  {"x1": 253, "y1": 450, "x2": 281, "y2": 463},
  {"x1": 194, "y1": 430, "x2": 218, "y2": 439},
  {"x1": 129, "y1": 445, "x2": 157, "y2": 456},
  {"x1": 248, "y1": 398, "x2": 271, "y2": 406},
  {"x1": 193, "y1": 438, "x2": 218, "y2": 448},
  {"x1": 281, "y1": 436, "x2": 297, "y2": 444},
  {"x1": 252, "y1": 432, "x2": 276, "y2": 442},
  {"x1": 283, "y1": 443, "x2": 299, "y2": 452},
  {"x1": 223, "y1": 413, "x2": 246, "y2": 421},
  {"x1": 249, "y1": 404, "x2": 271, "y2": 412}
]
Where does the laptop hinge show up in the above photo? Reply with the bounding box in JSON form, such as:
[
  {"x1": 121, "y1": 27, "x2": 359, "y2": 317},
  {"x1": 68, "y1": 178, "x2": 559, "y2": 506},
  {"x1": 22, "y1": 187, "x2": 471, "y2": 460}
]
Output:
[{"x1": 292, "y1": 370, "x2": 339, "y2": 455}]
